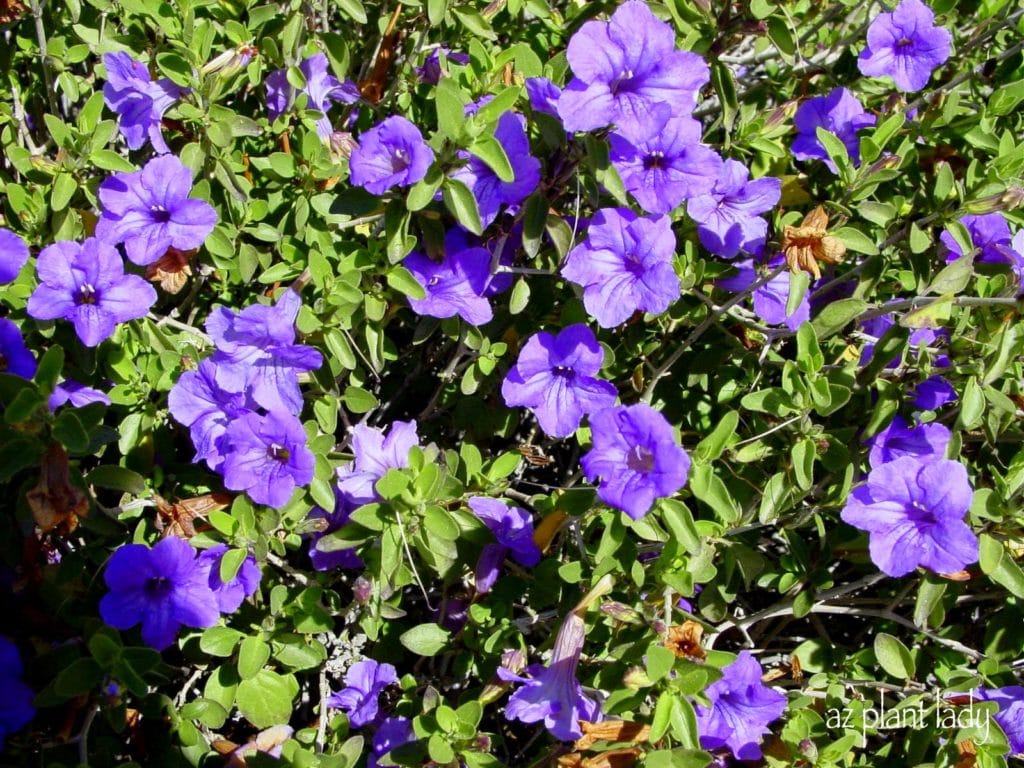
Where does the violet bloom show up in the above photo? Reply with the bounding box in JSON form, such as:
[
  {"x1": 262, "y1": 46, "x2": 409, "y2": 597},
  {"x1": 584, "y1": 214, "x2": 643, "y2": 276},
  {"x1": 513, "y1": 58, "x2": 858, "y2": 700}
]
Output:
[
  {"x1": 169, "y1": 359, "x2": 256, "y2": 470},
  {"x1": 859, "y1": 313, "x2": 950, "y2": 368},
  {"x1": 499, "y1": 612, "x2": 601, "y2": 740},
  {"x1": 0, "y1": 637, "x2": 35, "y2": 750},
  {"x1": 206, "y1": 289, "x2": 323, "y2": 414},
  {"x1": 940, "y1": 213, "x2": 1012, "y2": 264},
  {"x1": 581, "y1": 404, "x2": 690, "y2": 520},
  {"x1": 0, "y1": 228, "x2": 29, "y2": 284},
  {"x1": 609, "y1": 109, "x2": 722, "y2": 215},
  {"x1": 308, "y1": 491, "x2": 363, "y2": 571},
  {"x1": 404, "y1": 237, "x2": 493, "y2": 326},
  {"x1": 562, "y1": 208, "x2": 680, "y2": 328},
  {"x1": 369, "y1": 717, "x2": 415, "y2": 768},
  {"x1": 501, "y1": 324, "x2": 617, "y2": 438},
  {"x1": 265, "y1": 54, "x2": 360, "y2": 138},
  {"x1": 912, "y1": 375, "x2": 957, "y2": 410},
  {"x1": 99, "y1": 537, "x2": 220, "y2": 651},
  {"x1": 415, "y1": 48, "x2": 469, "y2": 85},
  {"x1": 48, "y1": 380, "x2": 111, "y2": 411},
  {"x1": 326, "y1": 659, "x2": 398, "y2": 728},
  {"x1": 468, "y1": 497, "x2": 542, "y2": 593},
  {"x1": 26, "y1": 238, "x2": 156, "y2": 347},
  {"x1": 102, "y1": 52, "x2": 189, "y2": 154},
  {"x1": 0, "y1": 319, "x2": 37, "y2": 379},
  {"x1": 452, "y1": 111, "x2": 540, "y2": 228},
  {"x1": 336, "y1": 420, "x2": 419, "y2": 504},
  {"x1": 221, "y1": 411, "x2": 315, "y2": 509},
  {"x1": 687, "y1": 160, "x2": 781, "y2": 258},
  {"x1": 197, "y1": 544, "x2": 261, "y2": 614},
  {"x1": 857, "y1": 0, "x2": 952, "y2": 92},
  {"x1": 95, "y1": 155, "x2": 218, "y2": 267},
  {"x1": 718, "y1": 256, "x2": 809, "y2": 331},
  {"x1": 446, "y1": 225, "x2": 517, "y2": 297},
  {"x1": 841, "y1": 456, "x2": 978, "y2": 577},
  {"x1": 349, "y1": 116, "x2": 435, "y2": 195},
  {"x1": 973, "y1": 687, "x2": 1024, "y2": 756},
  {"x1": 694, "y1": 651, "x2": 787, "y2": 760},
  {"x1": 556, "y1": 0, "x2": 709, "y2": 133},
  {"x1": 866, "y1": 415, "x2": 950, "y2": 468},
  {"x1": 525, "y1": 77, "x2": 562, "y2": 117},
  {"x1": 791, "y1": 88, "x2": 877, "y2": 172}
]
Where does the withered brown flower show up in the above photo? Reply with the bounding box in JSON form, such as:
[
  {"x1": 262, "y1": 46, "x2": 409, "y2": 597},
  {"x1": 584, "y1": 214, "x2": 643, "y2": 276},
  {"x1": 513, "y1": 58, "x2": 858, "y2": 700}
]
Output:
[
  {"x1": 781, "y1": 206, "x2": 846, "y2": 280},
  {"x1": 665, "y1": 621, "x2": 706, "y2": 660},
  {"x1": 27, "y1": 444, "x2": 89, "y2": 535},
  {"x1": 145, "y1": 247, "x2": 194, "y2": 294}
]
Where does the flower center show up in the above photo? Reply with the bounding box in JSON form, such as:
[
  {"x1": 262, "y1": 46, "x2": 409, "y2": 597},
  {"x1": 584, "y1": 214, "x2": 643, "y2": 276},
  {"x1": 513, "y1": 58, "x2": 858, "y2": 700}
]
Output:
[
  {"x1": 268, "y1": 443, "x2": 291, "y2": 462},
  {"x1": 391, "y1": 147, "x2": 411, "y2": 173},
  {"x1": 643, "y1": 151, "x2": 666, "y2": 170},
  {"x1": 75, "y1": 283, "x2": 99, "y2": 305},
  {"x1": 624, "y1": 251, "x2": 646, "y2": 276},
  {"x1": 551, "y1": 365, "x2": 575, "y2": 379},
  {"x1": 895, "y1": 36, "x2": 914, "y2": 51},
  {"x1": 626, "y1": 444, "x2": 655, "y2": 473},
  {"x1": 144, "y1": 575, "x2": 173, "y2": 598},
  {"x1": 150, "y1": 206, "x2": 172, "y2": 223},
  {"x1": 427, "y1": 275, "x2": 441, "y2": 287},
  {"x1": 609, "y1": 68, "x2": 636, "y2": 95}
]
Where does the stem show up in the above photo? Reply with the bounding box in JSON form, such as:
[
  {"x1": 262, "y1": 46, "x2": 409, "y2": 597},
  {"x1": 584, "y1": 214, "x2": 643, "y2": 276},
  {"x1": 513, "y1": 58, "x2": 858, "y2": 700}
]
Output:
[{"x1": 28, "y1": 0, "x2": 60, "y2": 117}]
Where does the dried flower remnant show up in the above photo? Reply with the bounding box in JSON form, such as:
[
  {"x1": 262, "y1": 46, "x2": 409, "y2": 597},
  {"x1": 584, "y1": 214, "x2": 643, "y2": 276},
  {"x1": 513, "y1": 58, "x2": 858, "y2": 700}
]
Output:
[
  {"x1": 27, "y1": 444, "x2": 89, "y2": 535},
  {"x1": 781, "y1": 206, "x2": 846, "y2": 279},
  {"x1": 145, "y1": 247, "x2": 194, "y2": 294},
  {"x1": 665, "y1": 621, "x2": 706, "y2": 660}
]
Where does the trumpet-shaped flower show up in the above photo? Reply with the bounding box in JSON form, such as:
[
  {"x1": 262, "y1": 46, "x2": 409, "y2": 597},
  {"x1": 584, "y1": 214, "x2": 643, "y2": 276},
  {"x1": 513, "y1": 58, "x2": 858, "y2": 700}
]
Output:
[
  {"x1": 840, "y1": 456, "x2": 978, "y2": 577},
  {"x1": 562, "y1": 208, "x2": 680, "y2": 328},
  {"x1": 866, "y1": 415, "x2": 950, "y2": 469},
  {"x1": 0, "y1": 228, "x2": 28, "y2": 284},
  {"x1": 349, "y1": 116, "x2": 434, "y2": 195},
  {"x1": 973, "y1": 687, "x2": 1024, "y2": 756},
  {"x1": 102, "y1": 52, "x2": 189, "y2": 154},
  {"x1": 940, "y1": 213, "x2": 1013, "y2": 264},
  {"x1": 326, "y1": 660, "x2": 399, "y2": 728},
  {"x1": 499, "y1": 613, "x2": 602, "y2": 740},
  {"x1": 404, "y1": 236, "x2": 493, "y2": 326},
  {"x1": 912, "y1": 376, "x2": 957, "y2": 411},
  {"x1": 857, "y1": 0, "x2": 952, "y2": 92},
  {"x1": 48, "y1": 380, "x2": 111, "y2": 411},
  {"x1": 26, "y1": 238, "x2": 156, "y2": 347},
  {"x1": 369, "y1": 717, "x2": 415, "y2": 768},
  {"x1": 221, "y1": 410, "x2": 315, "y2": 509},
  {"x1": 501, "y1": 324, "x2": 617, "y2": 438},
  {"x1": 336, "y1": 420, "x2": 419, "y2": 504},
  {"x1": 581, "y1": 404, "x2": 690, "y2": 520},
  {"x1": 695, "y1": 651, "x2": 787, "y2": 760},
  {"x1": 792, "y1": 88, "x2": 876, "y2": 172},
  {"x1": 556, "y1": 0, "x2": 709, "y2": 133},
  {"x1": 99, "y1": 537, "x2": 220, "y2": 650},
  {"x1": 718, "y1": 256, "x2": 810, "y2": 331},
  {"x1": 0, "y1": 319, "x2": 37, "y2": 379},
  {"x1": 197, "y1": 544, "x2": 261, "y2": 614},
  {"x1": 0, "y1": 638, "x2": 35, "y2": 750},
  {"x1": 96, "y1": 155, "x2": 218, "y2": 267},
  {"x1": 468, "y1": 497, "x2": 541, "y2": 593},
  {"x1": 265, "y1": 54, "x2": 360, "y2": 138},
  {"x1": 687, "y1": 160, "x2": 781, "y2": 258}
]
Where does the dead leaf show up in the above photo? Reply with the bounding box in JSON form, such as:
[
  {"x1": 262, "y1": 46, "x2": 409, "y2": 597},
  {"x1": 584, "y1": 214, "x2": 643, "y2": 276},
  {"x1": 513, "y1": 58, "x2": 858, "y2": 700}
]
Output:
[
  {"x1": 576, "y1": 721, "x2": 651, "y2": 750},
  {"x1": 154, "y1": 493, "x2": 231, "y2": 538}
]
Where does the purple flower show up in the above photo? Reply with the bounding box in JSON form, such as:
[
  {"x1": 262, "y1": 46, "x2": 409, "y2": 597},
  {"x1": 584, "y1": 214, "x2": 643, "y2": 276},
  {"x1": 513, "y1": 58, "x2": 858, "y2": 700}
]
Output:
[
  {"x1": 1000, "y1": 230, "x2": 1024, "y2": 291},
  {"x1": 857, "y1": 0, "x2": 952, "y2": 92},
  {"x1": 265, "y1": 54, "x2": 360, "y2": 138},
  {"x1": 718, "y1": 256, "x2": 809, "y2": 331},
  {"x1": 866, "y1": 415, "x2": 950, "y2": 468},
  {"x1": 0, "y1": 228, "x2": 29, "y2": 284},
  {"x1": 446, "y1": 225, "x2": 518, "y2": 297},
  {"x1": 206, "y1": 289, "x2": 323, "y2": 414},
  {"x1": 912, "y1": 376, "x2": 957, "y2": 410},
  {"x1": 792, "y1": 88, "x2": 877, "y2": 172},
  {"x1": 940, "y1": 213, "x2": 1012, "y2": 264},
  {"x1": 169, "y1": 359, "x2": 256, "y2": 470},
  {"x1": 95, "y1": 155, "x2": 218, "y2": 267},
  {"x1": 556, "y1": 0, "x2": 709, "y2": 133},
  {"x1": 26, "y1": 238, "x2": 156, "y2": 347},
  {"x1": 0, "y1": 319, "x2": 37, "y2": 379},
  {"x1": 102, "y1": 52, "x2": 189, "y2": 154},
  {"x1": 308, "y1": 490, "x2": 363, "y2": 572},
  {"x1": 349, "y1": 116, "x2": 435, "y2": 195},
  {"x1": 841, "y1": 456, "x2": 978, "y2": 577},
  {"x1": 859, "y1": 313, "x2": 950, "y2": 367},
  {"x1": 452, "y1": 111, "x2": 541, "y2": 228},
  {"x1": 694, "y1": 651, "x2": 787, "y2": 760},
  {"x1": 525, "y1": 77, "x2": 562, "y2": 117},
  {"x1": 0, "y1": 637, "x2": 35, "y2": 750},
  {"x1": 48, "y1": 380, "x2": 111, "y2": 411},
  {"x1": 221, "y1": 411, "x2": 315, "y2": 509},
  {"x1": 500, "y1": 612, "x2": 601, "y2": 740},
  {"x1": 687, "y1": 160, "x2": 781, "y2": 258},
  {"x1": 562, "y1": 208, "x2": 680, "y2": 328},
  {"x1": 99, "y1": 537, "x2": 220, "y2": 651},
  {"x1": 609, "y1": 109, "x2": 722, "y2": 215},
  {"x1": 404, "y1": 235, "x2": 493, "y2": 326},
  {"x1": 581, "y1": 404, "x2": 690, "y2": 520},
  {"x1": 469, "y1": 497, "x2": 541, "y2": 593},
  {"x1": 369, "y1": 717, "x2": 415, "y2": 768},
  {"x1": 197, "y1": 544, "x2": 261, "y2": 614},
  {"x1": 336, "y1": 420, "x2": 419, "y2": 504},
  {"x1": 501, "y1": 324, "x2": 617, "y2": 437},
  {"x1": 326, "y1": 659, "x2": 398, "y2": 728},
  {"x1": 415, "y1": 48, "x2": 469, "y2": 85},
  {"x1": 973, "y1": 687, "x2": 1024, "y2": 756}
]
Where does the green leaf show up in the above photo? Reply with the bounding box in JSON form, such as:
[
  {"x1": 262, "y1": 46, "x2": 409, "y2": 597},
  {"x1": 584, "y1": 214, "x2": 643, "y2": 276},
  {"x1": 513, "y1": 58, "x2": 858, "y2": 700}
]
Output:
[
  {"x1": 343, "y1": 385, "x2": 378, "y2": 414},
  {"x1": 452, "y1": 6, "x2": 496, "y2": 39},
  {"x1": 219, "y1": 548, "x2": 247, "y2": 584},
  {"x1": 924, "y1": 257, "x2": 973, "y2": 295},
  {"x1": 835, "y1": 226, "x2": 879, "y2": 255},
  {"x1": 958, "y1": 376, "x2": 985, "y2": 430},
  {"x1": 406, "y1": 166, "x2": 444, "y2": 211},
  {"x1": 387, "y1": 266, "x2": 426, "y2": 300},
  {"x1": 649, "y1": 691, "x2": 676, "y2": 743},
  {"x1": 53, "y1": 410, "x2": 89, "y2": 454},
  {"x1": 812, "y1": 298, "x2": 868, "y2": 338},
  {"x1": 795, "y1": 323, "x2": 823, "y2": 374},
  {"x1": 86, "y1": 465, "x2": 147, "y2": 495},
  {"x1": 200, "y1": 627, "x2": 245, "y2": 657},
  {"x1": 792, "y1": 438, "x2": 815, "y2": 491},
  {"x1": 236, "y1": 670, "x2": 299, "y2": 728},
  {"x1": 874, "y1": 632, "x2": 915, "y2": 680},
  {"x1": 646, "y1": 643, "x2": 676, "y2": 683},
  {"x1": 180, "y1": 698, "x2": 229, "y2": 728},
  {"x1": 468, "y1": 133, "x2": 514, "y2": 182},
  {"x1": 55, "y1": 658, "x2": 104, "y2": 697},
  {"x1": 979, "y1": 533, "x2": 1024, "y2": 598},
  {"x1": 400, "y1": 623, "x2": 451, "y2": 656},
  {"x1": 815, "y1": 127, "x2": 850, "y2": 175},
  {"x1": 694, "y1": 411, "x2": 739, "y2": 463},
  {"x1": 428, "y1": 0, "x2": 447, "y2": 25},
  {"x1": 442, "y1": 178, "x2": 483, "y2": 236},
  {"x1": 238, "y1": 636, "x2": 272, "y2": 680},
  {"x1": 435, "y1": 78, "x2": 467, "y2": 142},
  {"x1": 786, "y1": 270, "x2": 810, "y2": 318}
]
